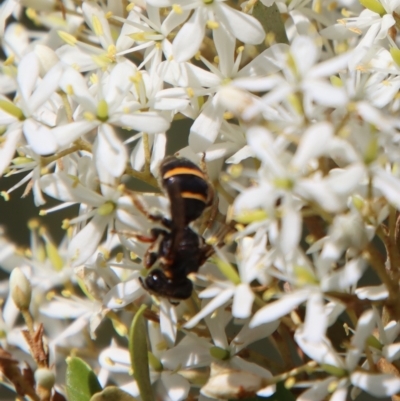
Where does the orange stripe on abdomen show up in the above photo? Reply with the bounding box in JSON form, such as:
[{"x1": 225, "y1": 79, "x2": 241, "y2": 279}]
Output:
[
  {"x1": 180, "y1": 191, "x2": 207, "y2": 202},
  {"x1": 163, "y1": 167, "x2": 205, "y2": 180}
]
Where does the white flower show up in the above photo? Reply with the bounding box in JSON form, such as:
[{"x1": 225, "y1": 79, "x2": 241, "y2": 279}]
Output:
[
  {"x1": 241, "y1": 35, "x2": 350, "y2": 121},
  {"x1": 0, "y1": 50, "x2": 63, "y2": 175},
  {"x1": 39, "y1": 166, "x2": 151, "y2": 266},
  {"x1": 52, "y1": 61, "x2": 170, "y2": 177},
  {"x1": 147, "y1": 0, "x2": 265, "y2": 62}
]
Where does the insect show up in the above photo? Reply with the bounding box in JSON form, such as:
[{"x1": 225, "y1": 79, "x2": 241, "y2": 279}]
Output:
[{"x1": 133, "y1": 156, "x2": 216, "y2": 300}]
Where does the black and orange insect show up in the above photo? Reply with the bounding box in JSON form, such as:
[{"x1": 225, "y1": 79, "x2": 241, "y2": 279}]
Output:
[{"x1": 133, "y1": 156, "x2": 216, "y2": 300}]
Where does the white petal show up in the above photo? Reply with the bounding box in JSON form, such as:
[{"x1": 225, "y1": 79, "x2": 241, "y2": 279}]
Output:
[
  {"x1": 0, "y1": 3, "x2": 20, "y2": 37},
  {"x1": 304, "y1": 80, "x2": 347, "y2": 108},
  {"x1": 231, "y1": 320, "x2": 279, "y2": 353},
  {"x1": 59, "y1": 67, "x2": 96, "y2": 112},
  {"x1": 377, "y1": 14, "x2": 395, "y2": 39},
  {"x1": 295, "y1": 328, "x2": 344, "y2": 367},
  {"x1": 302, "y1": 293, "x2": 327, "y2": 343},
  {"x1": 246, "y1": 125, "x2": 284, "y2": 176},
  {"x1": 52, "y1": 121, "x2": 98, "y2": 148},
  {"x1": 82, "y1": 2, "x2": 113, "y2": 48},
  {"x1": 231, "y1": 357, "x2": 272, "y2": 380},
  {"x1": 69, "y1": 214, "x2": 109, "y2": 266},
  {"x1": 383, "y1": 343, "x2": 400, "y2": 362},
  {"x1": 226, "y1": 145, "x2": 254, "y2": 163},
  {"x1": 40, "y1": 172, "x2": 104, "y2": 205},
  {"x1": 56, "y1": 45, "x2": 98, "y2": 72},
  {"x1": 326, "y1": 164, "x2": 365, "y2": 196},
  {"x1": 355, "y1": 285, "x2": 388, "y2": 300},
  {"x1": 205, "y1": 308, "x2": 230, "y2": 350},
  {"x1": 351, "y1": 309, "x2": 375, "y2": 350},
  {"x1": 291, "y1": 122, "x2": 333, "y2": 169},
  {"x1": 350, "y1": 371, "x2": 400, "y2": 397},
  {"x1": 153, "y1": 97, "x2": 189, "y2": 111},
  {"x1": 184, "y1": 288, "x2": 235, "y2": 329},
  {"x1": 280, "y1": 203, "x2": 301, "y2": 255},
  {"x1": 119, "y1": 112, "x2": 170, "y2": 133},
  {"x1": 0, "y1": 127, "x2": 21, "y2": 176},
  {"x1": 161, "y1": 335, "x2": 212, "y2": 370},
  {"x1": 321, "y1": 258, "x2": 366, "y2": 292},
  {"x1": 238, "y1": 44, "x2": 289, "y2": 77},
  {"x1": 213, "y1": 24, "x2": 235, "y2": 77},
  {"x1": 150, "y1": 133, "x2": 166, "y2": 177},
  {"x1": 17, "y1": 52, "x2": 39, "y2": 105},
  {"x1": 189, "y1": 95, "x2": 224, "y2": 152},
  {"x1": 330, "y1": 385, "x2": 348, "y2": 401},
  {"x1": 99, "y1": 346, "x2": 130, "y2": 372},
  {"x1": 216, "y1": 4, "x2": 264, "y2": 45},
  {"x1": 232, "y1": 283, "x2": 255, "y2": 319},
  {"x1": 172, "y1": 9, "x2": 206, "y2": 62},
  {"x1": 40, "y1": 300, "x2": 86, "y2": 319},
  {"x1": 309, "y1": 51, "x2": 353, "y2": 79},
  {"x1": 104, "y1": 61, "x2": 136, "y2": 106},
  {"x1": 160, "y1": 299, "x2": 177, "y2": 347},
  {"x1": 160, "y1": 372, "x2": 190, "y2": 401},
  {"x1": 291, "y1": 36, "x2": 319, "y2": 77},
  {"x1": 33, "y1": 45, "x2": 59, "y2": 75},
  {"x1": 23, "y1": 119, "x2": 57, "y2": 155},
  {"x1": 320, "y1": 23, "x2": 358, "y2": 40},
  {"x1": 103, "y1": 277, "x2": 145, "y2": 309},
  {"x1": 373, "y1": 169, "x2": 400, "y2": 209},
  {"x1": 297, "y1": 377, "x2": 335, "y2": 401},
  {"x1": 29, "y1": 63, "x2": 63, "y2": 112},
  {"x1": 96, "y1": 124, "x2": 127, "y2": 177},
  {"x1": 328, "y1": 137, "x2": 359, "y2": 166},
  {"x1": 250, "y1": 290, "x2": 310, "y2": 327},
  {"x1": 297, "y1": 179, "x2": 341, "y2": 213},
  {"x1": 161, "y1": 8, "x2": 191, "y2": 36},
  {"x1": 158, "y1": 60, "x2": 219, "y2": 87}
]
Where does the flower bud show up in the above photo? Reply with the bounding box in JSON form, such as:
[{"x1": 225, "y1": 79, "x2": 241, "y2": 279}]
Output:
[
  {"x1": 10, "y1": 268, "x2": 32, "y2": 310},
  {"x1": 200, "y1": 362, "x2": 267, "y2": 399},
  {"x1": 34, "y1": 368, "x2": 55, "y2": 390}
]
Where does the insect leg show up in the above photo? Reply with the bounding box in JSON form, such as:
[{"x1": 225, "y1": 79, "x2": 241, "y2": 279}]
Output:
[{"x1": 124, "y1": 188, "x2": 171, "y2": 228}]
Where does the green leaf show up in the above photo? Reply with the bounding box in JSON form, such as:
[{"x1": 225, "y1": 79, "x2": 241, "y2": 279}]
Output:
[
  {"x1": 252, "y1": 1, "x2": 288, "y2": 51},
  {"x1": 129, "y1": 305, "x2": 153, "y2": 401},
  {"x1": 66, "y1": 357, "x2": 102, "y2": 401},
  {"x1": 90, "y1": 386, "x2": 138, "y2": 401}
]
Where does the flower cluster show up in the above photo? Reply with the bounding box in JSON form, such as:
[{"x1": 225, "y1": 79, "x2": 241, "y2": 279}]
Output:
[{"x1": 2, "y1": 0, "x2": 400, "y2": 400}]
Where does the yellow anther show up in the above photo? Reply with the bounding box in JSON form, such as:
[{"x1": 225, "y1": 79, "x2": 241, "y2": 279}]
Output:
[
  {"x1": 65, "y1": 84, "x2": 74, "y2": 95},
  {"x1": 92, "y1": 15, "x2": 104, "y2": 36},
  {"x1": 172, "y1": 4, "x2": 183, "y2": 14},
  {"x1": 58, "y1": 31, "x2": 77, "y2": 46},
  {"x1": 1, "y1": 192, "x2": 9, "y2": 201},
  {"x1": 206, "y1": 20, "x2": 219, "y2": 29},
  {"x1": 223, "y1": 111, "x2": 234, "y2": 120},
  {"x1": 83, "y1": 111, "x2": 96, "y2": 121},
  {"x1": 127, "y1": 3, "x2": 135, "y2": 12},
  {"x1": 4, "y1": 54, "x2": 15, "y2": 66},
  {"x1": 90, "y1": 73, "x2": 99, "y2": 84},
  {"x1": 186, "y1": 87, "x2": 195, "y2": 97}
]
